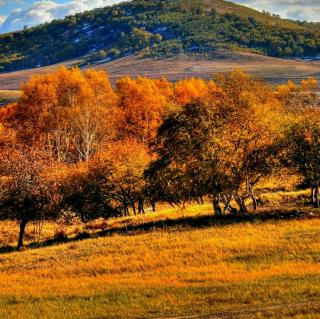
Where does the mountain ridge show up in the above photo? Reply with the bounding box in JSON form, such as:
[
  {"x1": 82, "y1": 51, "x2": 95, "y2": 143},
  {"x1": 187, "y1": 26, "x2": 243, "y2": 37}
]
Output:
[{"x1": 1, "y1": 0, "x2": 320, "y2": 73}]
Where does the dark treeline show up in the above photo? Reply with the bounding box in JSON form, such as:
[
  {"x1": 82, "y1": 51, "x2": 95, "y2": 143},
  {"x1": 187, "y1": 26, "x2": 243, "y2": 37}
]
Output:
[
  {"x1": 1, "y1": 0, "x2": 320, "y2": 71},
  {"x1": 0, "y1": 68, "x2": 320, "y2": 249}
]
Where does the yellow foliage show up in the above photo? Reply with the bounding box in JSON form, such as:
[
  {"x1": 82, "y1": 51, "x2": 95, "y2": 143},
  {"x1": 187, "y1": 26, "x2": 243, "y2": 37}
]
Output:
[{"x1": 173, "y1": 77, "x2": 212, "y2": 105}]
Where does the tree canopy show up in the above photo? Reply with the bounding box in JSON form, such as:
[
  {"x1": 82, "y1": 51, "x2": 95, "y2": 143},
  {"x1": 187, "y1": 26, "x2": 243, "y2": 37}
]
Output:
[{"x1": 0, "y1": 67, "x2": 319, "y2": 248}]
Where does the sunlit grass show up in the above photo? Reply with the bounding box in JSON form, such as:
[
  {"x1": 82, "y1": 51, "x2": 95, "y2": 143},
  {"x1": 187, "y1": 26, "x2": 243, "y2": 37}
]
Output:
[
  {"x1": 0, "y1": 175, "x2": 317, "y2": 318},
  {"x1": 0, "y1": 204, "x2": 319, "y2": 318},
  {"x1": 256, "y1": 169, "x2": 303, "y2": 192},
  {"x1": 0, "y1": 185, "x2": 312, "y2": 248}
]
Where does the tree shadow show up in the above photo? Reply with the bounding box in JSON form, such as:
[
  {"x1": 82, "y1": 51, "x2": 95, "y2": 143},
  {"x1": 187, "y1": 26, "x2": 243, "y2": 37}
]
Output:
[
  {"x1": 0, "y1": 207, "x2": 319, "y2": 254},
  {"x1": 96, "y1": 207, "x2": 318, "y2": 236}
]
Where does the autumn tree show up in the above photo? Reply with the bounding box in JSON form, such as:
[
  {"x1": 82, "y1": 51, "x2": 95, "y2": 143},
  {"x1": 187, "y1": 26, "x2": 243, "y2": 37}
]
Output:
[
  {"x1": 284, "y1": 108, "x2": 320, "y2": 208},
  {"x1": 91, "y1": 139, "x2": 151, "y2": 215},
  {"x1": 59, "y1": 161, "x2": 121, "y2": 223},
  {"x1": 173, "y1": 77, "x2": 214, "y2": 106},
  {"x1": 148, "y1": 71, "x2": 284, "y2": 215},
  {"x1": 0, "y1": 67, "x2": 121, "y2": 229},
  {"x1": 212, "y1": 71, "x2": 284, "y2": 213},
  {"x1": 116, "y1": 76, "x2": 172, "y2": 144},
  {"x1": 0, "y1": 67, "x2": 118, "y2": 163},
  {"x1": 0, "y1": 145, "x2": 62, "y2": 249},
  {"x1": 62, "y1": 139, "x2": 151, "y2": 219},
  {"x1": 278, "y1": 77, "x2": 320, "y2": 207}
]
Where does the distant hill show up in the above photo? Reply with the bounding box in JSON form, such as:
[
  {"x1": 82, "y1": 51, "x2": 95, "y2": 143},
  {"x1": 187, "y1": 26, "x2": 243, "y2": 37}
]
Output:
[
  {"x1": 1, "y1": 0, "x2": 320, "y2": 72},
  {"x1": 2, "y1": 52, "x2": 320, "y2": 92}
]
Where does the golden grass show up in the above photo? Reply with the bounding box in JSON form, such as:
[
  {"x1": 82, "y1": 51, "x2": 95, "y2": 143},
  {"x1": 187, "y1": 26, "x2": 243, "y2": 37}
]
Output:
[
  {"x1": 0, "y1": 90, "x2": 22, "y2": 100},
  {"x1": 256, "y1": 169, "x2": 303, "y2": 192},
  {"x1": 0, "y1": 200, "x2": 319, "y2": 318},
  {"x1": 0, "y1": 184, "x2": 309, "y2": 248}
]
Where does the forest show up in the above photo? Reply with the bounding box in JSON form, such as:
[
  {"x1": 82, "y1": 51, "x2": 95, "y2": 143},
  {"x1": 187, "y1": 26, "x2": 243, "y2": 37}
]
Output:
[
  {"x1": 0, "y1": 67, "x2": 319, "y2": 249},
  {"x1": 2, "y1": 0, "x2": 320, "y2": 71}
]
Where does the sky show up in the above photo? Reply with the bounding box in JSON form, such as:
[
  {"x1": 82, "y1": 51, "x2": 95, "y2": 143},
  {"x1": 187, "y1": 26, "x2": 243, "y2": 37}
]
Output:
[
  {"x1": 232, "y1": 0, "x2": 320, "y2": 22},
  {"x1": 0, "y1": 0, "x2": 319, "y2": 34}
]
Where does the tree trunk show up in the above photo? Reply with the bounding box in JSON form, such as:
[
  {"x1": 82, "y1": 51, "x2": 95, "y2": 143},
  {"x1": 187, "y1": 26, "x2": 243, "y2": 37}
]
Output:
[
  {"x1": 138, "y1": 198, "x2": 145, "y2": 214},
  {"x1": 121, "y1": 190, "x2": 129, "y2": 216},
  {"x1": 222, "y1": 197, "x2": 231, "y2": 214},
  {"x1": 122, "y1": 199, "x2": 129, "y2": 216},
  {"x1": 311, "y1": 187, "x2": 316, "y2": 207},
  {"x1": 151, "y1": 200, "x2": 156, "y2": 212},
  {"x1": 124, "y1": 204, "x2": 129, "y2": 216},
  {"x1": 251, "y1": 194, "x2": 258, "y2": 211},
  {"x1": 213, "y1": 192, "x2": 222, "y2": 216},
  {"x1": 236, "y1": 196, "x2": 248, "y2": 214},
  {"x1": 314, "y1": 186, "x2": 320, "y2": 208},
  {"x1": 18, "y1": 219, "x2": 27, "y2": 249},
  {"x1": 130, "y1": 198, "x2": 136, "y2": 215},
  {"x1": 221, "y1": 194, "x2": 237, "y2": 215}
]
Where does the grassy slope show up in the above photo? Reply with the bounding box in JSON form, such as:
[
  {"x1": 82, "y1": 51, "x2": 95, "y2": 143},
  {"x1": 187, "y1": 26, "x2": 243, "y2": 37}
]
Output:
[
  {"x1": 0, "y1": 90, "x2": 22, "y2": 107},
  {"x1": 0, "y1": 202, "x2": 319, "y2": 319},
  {"x1": 102, "y1": 52, "x2": 320, "y2": 85},
  {"x1": 1, "y1": 0, "x2": 317, "y2": 73},
  {"x1": 1, "y1": 52, "x2": 320, "y2": 92},
  {"x1": 0, "y1": 90, "x2": 22, "y2": 101},
  {"x1": 204, "y1": 0, "x2": 304, "y2": 30}
]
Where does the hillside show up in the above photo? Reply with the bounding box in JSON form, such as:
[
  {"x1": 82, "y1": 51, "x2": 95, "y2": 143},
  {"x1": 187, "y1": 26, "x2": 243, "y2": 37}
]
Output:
[
  {"x1": 1, "y1": 0, "x2": 320, "y2": 72},
  {"x1": 2, "y1": 52, "x2": 320, "y2": 92},
  {"x1": 0, "y1": 203, "x2": 319, "y2": 318}
]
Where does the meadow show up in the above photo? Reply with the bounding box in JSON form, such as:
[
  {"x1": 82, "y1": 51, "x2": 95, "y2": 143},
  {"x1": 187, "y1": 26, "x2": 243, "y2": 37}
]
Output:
[{"x1": 0, "y1": 200, "x2": 319, "y2": 319}]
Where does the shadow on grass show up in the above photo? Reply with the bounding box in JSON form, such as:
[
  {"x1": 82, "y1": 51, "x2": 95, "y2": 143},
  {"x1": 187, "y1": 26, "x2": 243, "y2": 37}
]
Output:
[{"x1": 1, "y1": 207, "x2": 319, "y2": 254}]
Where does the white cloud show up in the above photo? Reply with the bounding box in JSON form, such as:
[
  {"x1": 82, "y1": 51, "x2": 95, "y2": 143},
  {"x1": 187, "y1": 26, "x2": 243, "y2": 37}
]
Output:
[
  {"x1": 0, "y1": 0, "x2": 23, "y2": 7},
  {"x1": 0, "y1": 15, "x2": 6, "y2": 25},
  {"x1": 0, "y1": 0, "x2": 125, "y2": 34},
  {"x1": 233, "y1": 0, "x2": 320, "y2": 22}
]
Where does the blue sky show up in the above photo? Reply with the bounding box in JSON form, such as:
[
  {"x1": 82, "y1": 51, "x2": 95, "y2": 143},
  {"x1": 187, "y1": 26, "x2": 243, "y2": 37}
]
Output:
[{"x1": 0, "y1": 0, "x2": 319, "y2": 34}]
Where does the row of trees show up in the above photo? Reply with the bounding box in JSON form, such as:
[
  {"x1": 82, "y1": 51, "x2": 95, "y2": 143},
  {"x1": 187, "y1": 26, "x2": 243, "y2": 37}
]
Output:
[{"x1": 0, "y1": 67, "x2": 319, "y2": 248}]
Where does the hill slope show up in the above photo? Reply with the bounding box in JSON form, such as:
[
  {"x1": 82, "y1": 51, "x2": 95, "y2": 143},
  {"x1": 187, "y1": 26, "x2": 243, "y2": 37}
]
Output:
[
  {"x1": 2, "y1": 52, "x2": 320, "y2": 91},
  {"x1": 1, "y1": 0, "x2": 320, "y2": 72},
  {"x1": 0, "y1": 205, "x2": 319, "y2": 318}
]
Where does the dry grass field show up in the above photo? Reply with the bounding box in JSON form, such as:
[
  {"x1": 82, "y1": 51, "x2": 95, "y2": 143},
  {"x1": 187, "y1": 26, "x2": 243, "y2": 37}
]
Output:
[
  {"x1": 102, "y1": 52, "x2": 320, "y2": 85},
  {"x1": 0, "y1": 191, "x2": 319, "y2": 319},
  {"x1": 0, "y1": 90, "x2": 22, "y2": 104},
  {"x1": 1, "y1": 52, "x2": 320, "y2": 91}
]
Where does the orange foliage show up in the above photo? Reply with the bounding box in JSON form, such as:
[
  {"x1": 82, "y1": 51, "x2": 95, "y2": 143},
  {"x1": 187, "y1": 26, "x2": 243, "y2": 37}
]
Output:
[
  {"x1": 91, "y1": 139, "x2": 151, "y2": 215},
  {"x1": 0, "y1": 67, "x2": 118, "y2": 162},
  {"x1": 0, "y1": 67, "x2": 319, "y2": 225},
  {"x1": 173, "y1": 77, "x2": 214, "y2": 105},
  {"x1": 116, "y1": 76, "x2": 171, "y2": 143}
]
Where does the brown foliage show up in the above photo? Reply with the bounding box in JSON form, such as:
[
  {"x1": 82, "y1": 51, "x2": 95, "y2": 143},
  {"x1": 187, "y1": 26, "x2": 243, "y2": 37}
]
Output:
[{"x1": 0, "y1": 144, "x2": 62, "y2": 247}]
